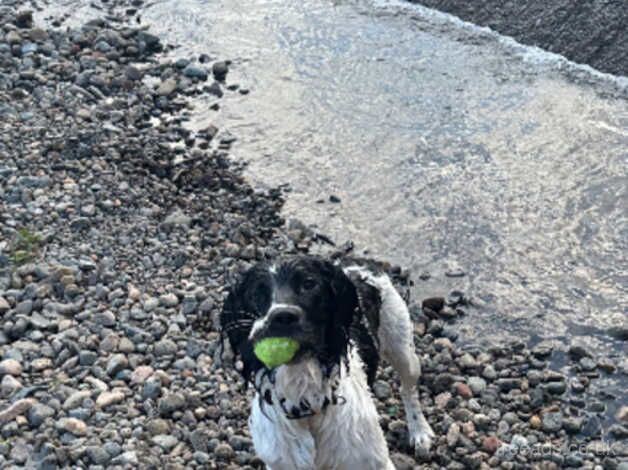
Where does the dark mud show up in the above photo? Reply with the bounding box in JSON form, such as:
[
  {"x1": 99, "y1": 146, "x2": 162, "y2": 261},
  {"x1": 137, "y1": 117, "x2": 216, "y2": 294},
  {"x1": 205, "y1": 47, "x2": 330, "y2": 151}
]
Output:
[{"x1": 409, "y1": 0, "x2": 628, "y2": 76}]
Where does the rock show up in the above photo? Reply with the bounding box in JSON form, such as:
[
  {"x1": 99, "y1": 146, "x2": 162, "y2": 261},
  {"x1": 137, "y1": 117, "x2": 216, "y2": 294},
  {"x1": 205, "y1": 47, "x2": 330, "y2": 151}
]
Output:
[
  {"x1": 542, "y1": 412, "x2": 563, "y2": 432},
  {"x1": 214, "y1": 442, "x2": 234, "y2": 459},
  {"x1": 142, "y1": 377, "x2": 162, "y2": 399},
  {"x1": 183, "y1": 64, "x2": 208, "y2": 80},
  {"x1": 28, "y1": 403, "x2": 55, "y2": 428},
  {"x1": 455, "y1": 382, "x2": 473, "y2": 399},
  {"x1": 128, "y1": 284, "x2": 141, "y2": 301},
  {"x1": 609, "y1": 424, "x2": 628, "y2": 438},
  {"x1": 1, "y1": 375, "x2": 22, "y2": 396},
  {"x1": 617, "y1": 406, "x2": 628, "y2": 422},
  {"x1": 373, "y1": 380, "x2": 392, "y2": 400},
  {"x1": 568, "y1": 344, "x2": 591, "y2": 360},
  {"x1": 157, "y1": 78, "x2": 177, "y2": 96},
  {"x1": 0, "y1": 359, "x2": 22, "y2": 376},
  {"x1": 131, "y1": 366, "x2": 154, "y2": 384},
  {"x1": 458, "y1": 353, "x2": 477, "y2": 369},
  {"x1": 15, "y1": 10, "x2": 34, "y2": 28},
  {"x1": 154, "y1": 338, "x2": 178, "y2": 355},
  {"x1": 0, "y1": 398, "x2": 35, "y2": 424},
  {"x1": 545, "y1": 380, "x2": 566, "y2": 394},
  {"x1": 158, "y1": 393, "x2": 185, "y2": 416},
  {"x1": 212, "y1": 61, "x2": 229, "y2": 80},
  {"x1": 111, "y1": 451, "x2": 138, "y2": 466},
  {"x1": 482, "y1": 436, "x2": 502, "y2": 454},
  {"x1": 106, "y1": 354, "x2": 129, "y2": 376},
  {"x1": 562, "y1": 416, "x2": 584, "y2": 434},
  {"x1": 57, "y1": 417, "x2": 87, "y2": 436},
  {"x1": 86, "y1": 446, "x2": 110, "y2": 465},
  {"x1": 422, "y1": 297, "x2": 444, "y2": 312},
  {"x1": 0, "y1": 297, "x2": 10, "y2": 314},
  {"x1": 125, "y1": 66, "x2": 142, "y2": 81},
  {"x1": 579, "y1": 357, "x2": 597, "y2": 371},
  {"x1": 95, "y1": 310, "x2": 116, "y2": 327},
  {"x1": 435, "y1": 392, "x2": 452, "y2": 409},
  {"x1": 159, "y1": 293, "x2": 179, "y2": 307},
  {"x1": 152, "y1": 434, "x2": 179, "y2": 451},
  {"x1": 96, "y1": 390, "x2": 125, "y2": 408},
  {"x1": 15, "y1": 299, "x2": 33, "y2": 315},
  {"x1": 467, "y1": 376, "x2": 487, "y2": 394},
  {"x1": 446, "y1": 422, "x2": 460, "y2": 447},
  {"x1": 63, "y1": 390, "x2": 91, "y2": 410},
  {"x1": 482, "y1": 364, "x2": 497, "y2": 380},
  {"x1": 496, "y1": 378, "x2": 521, "y2": 392}
]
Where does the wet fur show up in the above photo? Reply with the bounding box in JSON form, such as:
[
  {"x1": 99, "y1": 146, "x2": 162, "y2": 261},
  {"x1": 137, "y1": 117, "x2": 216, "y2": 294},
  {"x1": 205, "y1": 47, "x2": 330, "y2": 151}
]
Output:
[{"x1": 220, "y1": 255, "x2": 434, "y2": 469}]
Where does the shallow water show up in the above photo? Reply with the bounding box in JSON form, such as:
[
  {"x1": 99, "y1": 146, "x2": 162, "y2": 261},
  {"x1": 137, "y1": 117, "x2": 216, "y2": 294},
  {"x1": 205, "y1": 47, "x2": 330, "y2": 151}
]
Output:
[{"x1": 41, "y1": 0, "x2": 627, "y2": 417}]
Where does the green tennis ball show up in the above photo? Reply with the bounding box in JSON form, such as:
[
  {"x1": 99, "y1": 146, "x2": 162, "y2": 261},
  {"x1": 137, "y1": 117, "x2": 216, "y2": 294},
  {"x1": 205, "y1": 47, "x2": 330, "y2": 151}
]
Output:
[{"x1": 254, "y1": 337, "x2": 300, "y2": 368}]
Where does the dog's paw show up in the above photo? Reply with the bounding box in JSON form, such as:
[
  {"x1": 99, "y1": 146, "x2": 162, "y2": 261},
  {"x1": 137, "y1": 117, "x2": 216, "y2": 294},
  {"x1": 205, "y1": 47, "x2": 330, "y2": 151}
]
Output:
[{"x1": 410, "y1": 422, "x2": 435, "y2": 458}]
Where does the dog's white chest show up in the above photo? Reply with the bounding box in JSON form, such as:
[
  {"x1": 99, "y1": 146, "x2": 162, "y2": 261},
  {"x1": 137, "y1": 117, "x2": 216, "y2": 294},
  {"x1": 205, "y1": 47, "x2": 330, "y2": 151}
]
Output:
[{"x1": 249, "y1": 352, "x2": 393, "y2": 470}]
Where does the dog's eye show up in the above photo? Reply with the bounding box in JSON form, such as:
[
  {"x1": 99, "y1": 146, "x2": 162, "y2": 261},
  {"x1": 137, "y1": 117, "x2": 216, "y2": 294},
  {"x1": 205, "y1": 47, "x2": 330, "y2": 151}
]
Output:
[{"x1": 301, "y1": 278, "x2": 317, "y2": 291}]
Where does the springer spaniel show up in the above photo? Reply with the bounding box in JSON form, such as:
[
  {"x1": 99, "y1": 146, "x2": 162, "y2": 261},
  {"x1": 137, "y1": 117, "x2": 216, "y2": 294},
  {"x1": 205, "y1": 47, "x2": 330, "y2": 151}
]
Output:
[{"x1": 220, "y1": 255, "x2": 434, "y2": 469}]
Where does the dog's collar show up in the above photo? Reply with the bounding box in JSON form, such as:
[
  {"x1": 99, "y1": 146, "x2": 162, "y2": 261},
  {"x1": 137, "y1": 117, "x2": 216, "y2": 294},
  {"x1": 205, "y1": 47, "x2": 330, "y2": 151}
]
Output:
[{"x1": 253, "y1": 363, "x2": 346, "y2": 420}]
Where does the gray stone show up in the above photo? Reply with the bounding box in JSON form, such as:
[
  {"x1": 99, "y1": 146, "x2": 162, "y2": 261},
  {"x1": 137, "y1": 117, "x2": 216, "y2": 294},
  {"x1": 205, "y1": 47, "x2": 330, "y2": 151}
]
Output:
[
  {"x1": 94, "y1": 310, "x2": 116, "y2": 327},
  {"x1": 157, "y1": 78, "x2": 177, "y2": 96},
  {"x1": 106, "y1": 354, "x2": 128, "y2": 376},
  {"x1": 15, "y1": 300, "x2": 33, "y2": 315},
  {"x1": 142, "y1": 377, "x2": 162, "y2": 400},
  {"x1": 158, "y1": 393, "x2": 185, "y2": 416},
  {"x1": 86, "y1": 446, "x2": 110, "y2": 465},
  {"x1": 373, "y1": 380, "x2": 392, "y2": 400},
  {"x1": 542, "y1": 412, "x2": 563, "y2": 432},
  {"x1": 182, "y1": 64, "x2": 208, "y2": 80},
  {"x1": 467, "y1": 376, "x2": 487, "y2": 394},
  {"x1": 152, "y1": 434, "x2": 178, "y2": 451},
  {"x1": 0, "y1": 297, "x2": 9, "y2": 314},
  {"x1": 159, "y1": 293, "x2": 179, "y2": 308},
  {"x1": 154, "y1": 338, "x2": 177, "y2": 356},
  {"x1": 0, "y1": 359, "x2": 22, "y2": 376},
  {"x1": 28, "y1": 403, "x2": 55, "y2": 428}
]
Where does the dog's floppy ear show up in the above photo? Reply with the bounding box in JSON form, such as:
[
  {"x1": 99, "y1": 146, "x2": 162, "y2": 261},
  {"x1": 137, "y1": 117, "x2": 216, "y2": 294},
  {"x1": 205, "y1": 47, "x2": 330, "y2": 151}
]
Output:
[
  {"x1": 220, "y1": 273, "x2": 264, "y2": 384},
  {"x1": 322, "y1": 261, "x2": 359, "y2": 367}
]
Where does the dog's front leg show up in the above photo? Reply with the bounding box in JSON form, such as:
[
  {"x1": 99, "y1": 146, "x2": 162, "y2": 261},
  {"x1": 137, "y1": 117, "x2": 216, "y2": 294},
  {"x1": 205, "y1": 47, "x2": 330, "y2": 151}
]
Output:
[{"x1": 250, "y1": 395, "x2": 316, "y2": 470}]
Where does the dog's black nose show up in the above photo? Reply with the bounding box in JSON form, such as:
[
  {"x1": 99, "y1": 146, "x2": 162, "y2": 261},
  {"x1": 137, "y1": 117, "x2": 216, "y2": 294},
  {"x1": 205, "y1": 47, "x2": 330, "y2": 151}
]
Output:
[{"x1": 270, "y1": 310, "x2": 300, "y2": 327}]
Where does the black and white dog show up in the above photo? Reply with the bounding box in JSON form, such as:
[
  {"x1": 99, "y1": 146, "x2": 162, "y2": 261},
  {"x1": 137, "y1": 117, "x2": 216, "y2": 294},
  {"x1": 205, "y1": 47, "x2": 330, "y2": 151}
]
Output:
[{"x1": 220, "y1": 255, "x2": 434, "y2": 469}]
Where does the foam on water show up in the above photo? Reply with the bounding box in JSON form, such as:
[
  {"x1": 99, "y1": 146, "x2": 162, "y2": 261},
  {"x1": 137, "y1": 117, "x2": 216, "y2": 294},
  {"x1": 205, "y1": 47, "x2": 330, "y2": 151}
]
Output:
[{"x1": 370, "y1": 0, "x2": 628, "y2": 91}]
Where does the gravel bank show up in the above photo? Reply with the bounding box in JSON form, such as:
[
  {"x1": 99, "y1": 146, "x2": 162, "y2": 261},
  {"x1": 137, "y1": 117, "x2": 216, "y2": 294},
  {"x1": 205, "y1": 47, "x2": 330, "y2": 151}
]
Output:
[
  {"x1": 1, "y1": 2, "x2": 627, "y2": 469},
  {"x1": 409, "y1": 0, "x2": 628, "y2": 77}
]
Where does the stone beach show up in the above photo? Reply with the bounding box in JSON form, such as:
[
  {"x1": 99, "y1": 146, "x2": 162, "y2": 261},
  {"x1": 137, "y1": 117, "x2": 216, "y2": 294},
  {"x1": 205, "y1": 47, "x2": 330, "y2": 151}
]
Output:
[{"x1": 1, "y1": 1, "x2": 626, "y2": 469}]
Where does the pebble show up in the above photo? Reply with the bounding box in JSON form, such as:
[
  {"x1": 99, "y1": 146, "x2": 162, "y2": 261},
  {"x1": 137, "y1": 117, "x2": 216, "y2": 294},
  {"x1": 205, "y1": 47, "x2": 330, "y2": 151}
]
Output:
[
  {"x1": 183, "y1": 64, "x2": 208, "y2": 80},
  {"x1": 152, "y1": 434, "x2": 179, "y2": 451},
  {"x1": 57, "y1": 417, "x2": 88, "y2": 436},
  {"x1": 157, "y1": 78, "x2": 177, "y2": 96},
  {"x1": 542, "y1": 412, "x2": 563, "y2": 432},
  {"x1": 159, "y1": 293, "x2": 179, "y2": 307},
  {"x1": 131, "y1": 366, "x2": 154, "y2": 384},
  {"x1": 27, "y1": 403, "x2": 55, "y2": 428},
  {"x1": 467, "y1": 376, "x2": 487, "y2": 394},
  {"x1": 212, "y1": 61, "x2": 229, "y2": 80},
  {"x1": 482, "y1": 436, "x2": 502, "y2": 454},
  {"x1": 96, "y1": 390, "x2": 125, "y2": 408},
  {"x1": 373, "y1": 380, "x2": 392, "y2": 400},
  {"x1": 0, "y1": 297, "x2": 10, "y2": 313},
  {"x1": 0, "y1": 359, "x2": 22, "y2": 376}
]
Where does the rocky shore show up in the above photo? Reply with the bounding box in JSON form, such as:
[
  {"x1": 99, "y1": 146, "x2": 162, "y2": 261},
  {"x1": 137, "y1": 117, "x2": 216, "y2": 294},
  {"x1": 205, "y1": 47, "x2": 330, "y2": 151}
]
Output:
[
  {"x1": 0, "y1": 2, "x2": 626, "y2": 469},
  {"x1": 409, "y1": 0, "x2": 628, "y2": 77}
]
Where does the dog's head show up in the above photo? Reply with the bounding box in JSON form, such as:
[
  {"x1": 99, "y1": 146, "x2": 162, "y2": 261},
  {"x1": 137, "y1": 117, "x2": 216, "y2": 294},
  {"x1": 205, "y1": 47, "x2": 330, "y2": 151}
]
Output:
[{"x1": 220, "y1": 255, "x2": 358, "y2": 382}]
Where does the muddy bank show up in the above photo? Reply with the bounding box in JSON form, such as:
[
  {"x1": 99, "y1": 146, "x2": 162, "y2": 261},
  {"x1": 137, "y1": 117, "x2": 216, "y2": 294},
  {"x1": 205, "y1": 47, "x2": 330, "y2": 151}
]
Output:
[{"x1": 409, "y1": 0, "x2": 628, "y2": 76}]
